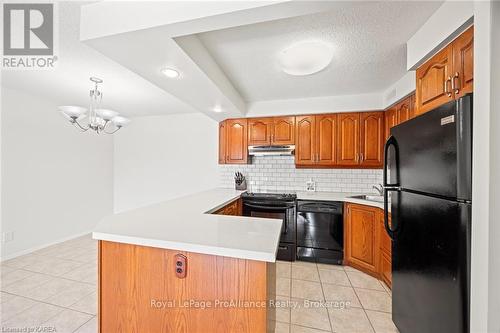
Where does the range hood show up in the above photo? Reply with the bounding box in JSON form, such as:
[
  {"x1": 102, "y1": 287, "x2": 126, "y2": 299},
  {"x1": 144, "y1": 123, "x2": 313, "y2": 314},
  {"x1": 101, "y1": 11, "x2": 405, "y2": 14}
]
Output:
[{"x1": 248, "y1": 145, "x2": 295, "y2": 156}]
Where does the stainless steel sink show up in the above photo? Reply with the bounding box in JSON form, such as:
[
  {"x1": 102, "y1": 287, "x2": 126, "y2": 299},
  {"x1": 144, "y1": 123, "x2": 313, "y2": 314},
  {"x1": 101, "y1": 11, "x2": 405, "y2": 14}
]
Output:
[{"x1": 349, "y1": 194, "x2": 384, "y2": 203}]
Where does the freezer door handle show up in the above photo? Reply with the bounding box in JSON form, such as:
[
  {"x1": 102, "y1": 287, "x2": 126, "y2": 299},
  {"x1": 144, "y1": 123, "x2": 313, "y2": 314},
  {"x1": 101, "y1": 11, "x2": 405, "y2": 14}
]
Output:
[{"x1": 383, "y1": 135, "x2": 400, "y2": 240}]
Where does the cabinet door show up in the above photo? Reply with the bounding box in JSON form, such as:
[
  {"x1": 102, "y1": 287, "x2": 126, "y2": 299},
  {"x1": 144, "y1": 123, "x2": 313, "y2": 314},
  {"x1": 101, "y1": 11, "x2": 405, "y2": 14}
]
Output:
[
  {"x1": 336, "y1": 113, "x2": 360, "y2": 166},
  {"x1": 344, "y1": 203, "x2": 379, "y2": 274},
  {"x1": 379, "y1": 211, "x2": 392, "y2": 288},
  {"x1": 315, "y1": 114, "x2": 337, "y2": 166},
  {"x1": 272, "y1": 116, "x2": 295, "y2": 145},
  {"x1": 409, "y1": 93, "x2": 416, "y2": 120},
  {"x1": 360, "y1": 112, "x2": 384, "y2": 167},
  {"x1": 452, "y1": 25, "x2": 473, "y2": 99},
  {"x1": 248, "y1": 118, "x2": 271, "y2": 146},
  {"x1": 384, "y1": 107, "x2": 398, "y2": 140},
  {"x1": 295, "y1": 115, "x2": 316, "y2": 165},
  {"x1": 380, "y1": 251, "x2": 392, "y2": 288},
  {"x1": 415, "y1": 44, "x2": 454, "y2": 115},
  {"x1": 397, "y1": 97, "x2": 411, "y2": 124},
  {"x1": 226, "y1": 119, "x2": 248, "y2": 164},
  {"x1": 218, "y1": 121, "x2": 226, "y2": 164}
]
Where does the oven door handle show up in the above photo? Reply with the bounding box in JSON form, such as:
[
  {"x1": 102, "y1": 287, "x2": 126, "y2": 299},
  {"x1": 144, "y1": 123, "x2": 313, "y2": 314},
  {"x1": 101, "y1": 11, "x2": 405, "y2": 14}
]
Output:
[{"x1": 243, "y1": 203, "x2": 295, "y2": 210}]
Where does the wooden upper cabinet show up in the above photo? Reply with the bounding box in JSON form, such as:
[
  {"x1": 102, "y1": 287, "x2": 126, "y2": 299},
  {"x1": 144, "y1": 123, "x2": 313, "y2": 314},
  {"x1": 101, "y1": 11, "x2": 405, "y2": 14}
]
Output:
[
  {"x1": 397, "y1": 98, "x2": 411, "y2": 123},
  {"x1": 218, "y1": 121, "x2": 227, "y2": 164},
  {"x1": 248, "y1": 118, "x2": 271, "y2": 146},
  {"x1": 409, "y1": 93, "x2": 416, "y2": 120},
  {"x1": 337, "y1": 113, "x2": 360, "y2": 166},
  {"x1": 344, "y1": 203, "x2": 380, "y2": 274},
  {"x1": 226, "y1": 119, "x2": 248, "y2": 164},
  {"x1": 272, "y1": 117, "x2": 295, "y2": 145},
  {"x1": 248, "y1": 116, "x2": 295, "y2": 146},
  {"x1": 295, "y1": 115, "x2": 316, "y2": 165},
  {"x1": 384, "y1": 107, "x2": 398, "y2": 140},
  {"x1": 415, "y1": 44, "x2": 454, "y2": 115},
  {"x1": 316, "y1": 114, "x2": 337, "y2": 165},
  {"x1": 452, "y1": 25, "x2": 474, "y2": 99},
  {"x1": 416, "y1": 26, "x2": 474, "y2": 115},
  {"x1": 360, "y1": 112, "x2": 384, "y2": 167}
]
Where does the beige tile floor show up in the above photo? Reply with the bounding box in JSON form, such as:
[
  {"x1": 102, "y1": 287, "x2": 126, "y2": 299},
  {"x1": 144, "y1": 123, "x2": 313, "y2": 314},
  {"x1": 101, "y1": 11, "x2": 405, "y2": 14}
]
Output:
[{"x1": 1, "y1": 235, "x2": 398, "y2": 333}]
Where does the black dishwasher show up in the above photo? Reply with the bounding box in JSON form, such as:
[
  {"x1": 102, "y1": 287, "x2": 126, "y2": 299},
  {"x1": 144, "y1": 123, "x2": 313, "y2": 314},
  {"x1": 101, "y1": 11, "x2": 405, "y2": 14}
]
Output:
[{"x1": 296, "y1": 200, "x2": 343, "y2": 264}]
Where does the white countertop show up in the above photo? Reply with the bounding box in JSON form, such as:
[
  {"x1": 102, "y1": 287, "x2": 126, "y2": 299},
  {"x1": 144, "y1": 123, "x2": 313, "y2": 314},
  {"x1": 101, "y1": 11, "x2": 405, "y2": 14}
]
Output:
[
  {"x1": 92, "y1": 189, "x2": 283, "y2": 263},
  {"x1": 296, "y1": 191, "x2": 385, "y2": 210}
]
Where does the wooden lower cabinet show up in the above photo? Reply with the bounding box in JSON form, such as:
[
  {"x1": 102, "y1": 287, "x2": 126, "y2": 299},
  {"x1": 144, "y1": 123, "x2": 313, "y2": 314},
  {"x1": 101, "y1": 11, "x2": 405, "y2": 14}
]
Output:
[
  {"x1": 214, "y1": 199, "x2": 242, "y2": 216},
  {"x1": 344, "y1": 203, "x2": 392, "y2": 288},
  {"x1": 344, "y1": 203, "x2": 380, "y2": 275},
  {"x1": 99, "y1": 241, "x2": 274, "y2": 333}
]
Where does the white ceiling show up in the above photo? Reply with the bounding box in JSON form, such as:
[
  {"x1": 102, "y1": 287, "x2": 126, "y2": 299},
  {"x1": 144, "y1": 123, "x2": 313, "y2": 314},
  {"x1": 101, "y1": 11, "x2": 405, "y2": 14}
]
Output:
[
  {"x1": 195, "y1": 1, "x2": 443, "y2": 102},
  {"x1": 1, "y1": 2, "x2": 196, "y2": 118}
]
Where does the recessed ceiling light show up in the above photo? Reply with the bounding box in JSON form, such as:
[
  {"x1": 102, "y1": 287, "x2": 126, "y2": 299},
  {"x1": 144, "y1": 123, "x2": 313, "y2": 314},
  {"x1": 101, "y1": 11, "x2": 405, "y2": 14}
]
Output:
[
  {"x1": 278, "y1": 41, "x2": 334, "y2": 76},
  {"x1": 213, "y1": 105, "x2": 223, "y2": 113},
  {"x1": 161, "y1": 67, "x2": 180, "y2": 78}
]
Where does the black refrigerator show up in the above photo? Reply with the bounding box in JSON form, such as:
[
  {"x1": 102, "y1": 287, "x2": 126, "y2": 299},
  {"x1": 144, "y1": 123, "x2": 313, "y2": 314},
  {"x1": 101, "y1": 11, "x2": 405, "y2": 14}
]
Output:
[{"x1": 383, "y1": 94, "x2": 472, "y2": 333}]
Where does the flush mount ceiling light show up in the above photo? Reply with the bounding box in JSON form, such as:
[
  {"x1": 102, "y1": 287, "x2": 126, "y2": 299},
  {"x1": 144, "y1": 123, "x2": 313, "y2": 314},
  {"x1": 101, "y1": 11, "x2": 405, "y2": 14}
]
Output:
[
  {"x1": 58, "y1": 77, "x2": 130, "y2": 135},
  {"x1": 161, "y1": 67, "x2": 180, "y2": 78},
  {"x1": 213, "y1": 105, "x2": 223, "y2": 113},
  {"x1": 278, "y1": 40, "x2": 334, "y2": 76}
]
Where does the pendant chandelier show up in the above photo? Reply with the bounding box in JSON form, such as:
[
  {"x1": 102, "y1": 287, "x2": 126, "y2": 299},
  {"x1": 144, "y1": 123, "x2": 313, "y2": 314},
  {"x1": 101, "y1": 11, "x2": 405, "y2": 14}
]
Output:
[{"x1": 58, "y1": 77, "x2": 130, "y2": 134}]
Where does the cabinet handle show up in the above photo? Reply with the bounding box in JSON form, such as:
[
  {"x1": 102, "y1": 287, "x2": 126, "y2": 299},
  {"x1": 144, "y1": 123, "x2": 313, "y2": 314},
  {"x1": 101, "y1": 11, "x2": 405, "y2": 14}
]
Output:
[
  {"x1": 452, "y1": 72, "x2": 460, "y2": 94},
  {"x1": 444, "y1": 77, "x2": 452, "y2": 97},
  {"x1": 360, "y1": 153, "x2": 364, "y2": 162}
]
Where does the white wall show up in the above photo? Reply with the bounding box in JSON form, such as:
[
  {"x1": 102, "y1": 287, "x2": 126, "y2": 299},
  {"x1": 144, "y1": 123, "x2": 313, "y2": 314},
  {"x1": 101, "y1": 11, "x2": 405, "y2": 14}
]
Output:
[
  {"x1": 383, "y1": 71, "x2": 416, "y2": 108},
  {"x1": 407, "y1": 1, "x2": 474, "y2": 69},
  {"x1": 246, "y1": 93, "x2": 384, "y2": 117},
  {"x1": 113, "y1": 113, "x2": 219, "y2": 212},
  {"x1": 1, "y1": 88, "x2": 113, "y2": 260},
  {"x1": 488, "y1": 2, "x2": 500, "y2": 331}
]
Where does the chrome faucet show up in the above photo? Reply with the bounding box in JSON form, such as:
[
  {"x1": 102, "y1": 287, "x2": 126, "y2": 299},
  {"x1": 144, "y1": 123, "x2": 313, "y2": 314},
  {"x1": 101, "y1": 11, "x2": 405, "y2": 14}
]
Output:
[{"x1": 373, "y1": 184, "x2": 384, "y2": 196}]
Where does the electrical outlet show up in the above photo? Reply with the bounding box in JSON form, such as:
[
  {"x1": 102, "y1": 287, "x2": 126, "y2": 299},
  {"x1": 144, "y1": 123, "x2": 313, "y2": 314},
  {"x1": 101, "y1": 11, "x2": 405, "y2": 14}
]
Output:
[{"x1": 1, "y1": 231, "x2": 14, "y2": 243}]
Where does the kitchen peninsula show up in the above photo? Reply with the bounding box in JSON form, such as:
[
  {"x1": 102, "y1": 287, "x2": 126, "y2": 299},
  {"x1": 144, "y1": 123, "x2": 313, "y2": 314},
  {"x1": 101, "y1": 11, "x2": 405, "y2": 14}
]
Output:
[{"x1": 92, "y1": 189, "x2": 282, "y2": 333}]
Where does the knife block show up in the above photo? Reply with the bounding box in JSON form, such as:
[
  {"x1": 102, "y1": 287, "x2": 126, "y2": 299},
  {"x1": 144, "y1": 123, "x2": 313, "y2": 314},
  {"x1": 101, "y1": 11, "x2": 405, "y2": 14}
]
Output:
[{"x1": 235, "y1": 179, "x2": 247, "y2": 191}]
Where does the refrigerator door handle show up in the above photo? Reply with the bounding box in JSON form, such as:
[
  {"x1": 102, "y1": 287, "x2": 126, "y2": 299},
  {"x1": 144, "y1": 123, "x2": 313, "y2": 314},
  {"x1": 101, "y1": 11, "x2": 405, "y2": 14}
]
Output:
[{"x1": 383, "y1": 135, "x2": 400, "y2": 240}]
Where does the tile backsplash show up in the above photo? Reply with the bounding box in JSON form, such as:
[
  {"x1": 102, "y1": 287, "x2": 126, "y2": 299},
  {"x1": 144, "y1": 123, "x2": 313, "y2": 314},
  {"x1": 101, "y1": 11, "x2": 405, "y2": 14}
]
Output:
[{"x1": 219, "y1": 156, "x2": 383, "y2": 193}]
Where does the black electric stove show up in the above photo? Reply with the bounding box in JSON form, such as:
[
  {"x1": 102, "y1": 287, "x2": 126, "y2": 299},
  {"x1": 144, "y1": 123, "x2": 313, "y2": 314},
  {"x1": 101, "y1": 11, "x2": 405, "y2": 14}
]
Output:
[{"x1": 241, "y1": 191, "x2": 297, "y2": 261}]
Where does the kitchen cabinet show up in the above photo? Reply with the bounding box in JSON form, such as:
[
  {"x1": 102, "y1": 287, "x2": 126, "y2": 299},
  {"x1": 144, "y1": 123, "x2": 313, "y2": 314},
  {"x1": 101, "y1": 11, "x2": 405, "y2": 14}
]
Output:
[
  {"x1": 384, "y1": 106, "x2": 398, "y2": 140},
  {"x1": 344, "y1": 202, "x2": 392, "y2": 287},
  {"x1": 360, "y1": 112, "x2": 384, "y2": 167},
  {"x1": 272, "y1": 116, "x2": 295, "y2": 145},
  {"x1": 248, "y1": 118, "x2": 272, "y2": 146},
  {"x1": 295, "y1": 115, "x2": 316, "y2": 165},
  {"x1": 214, "y1": 199, "x2": 242, "y2": 216},
  {"x1": 379, "y1": 211, "x2": 392, "y2": 287},
  {"x1": 415, "y1": 26, "x2": 473, "y2": 115},
  {"x1": 336, "y1": 113, "x2": 360, "y2": 166},
  {"x1": 337, "y1": 112, "x2": 384, "y2": 168},
  {"x1": 295, "y1": 114, "x2": 337, "y2": 166},
  {"x1": 315, "y1": 114, "x2": 337, "y2": 165},
  {"x1": 220, "y1": 111, "x2": 384, "y2": 168},
  {"x1": 248, "y1": 116, "x2": 295, "y2": 146},
  {"x1": 344, "y1": 203, "x2": 380, "y2": 275},
  {"x1": 384, "y1": 93, "x2": 416, "y2": 139},
  {"x1": 218, "y1": 121, "x2": 227, "y2": 164},
  {"x1": 225, "y1": 119, "x2": 248, "y2": 164},
  {"x1": 452, "y1": 25, "x2": 474, "y2": 99}
]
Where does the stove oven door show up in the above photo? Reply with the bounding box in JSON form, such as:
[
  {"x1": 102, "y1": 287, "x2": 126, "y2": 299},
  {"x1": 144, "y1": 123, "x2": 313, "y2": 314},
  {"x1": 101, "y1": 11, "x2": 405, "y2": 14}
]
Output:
[{"x1": 242, "y1": 200, "x2": 296, "y2": 260}]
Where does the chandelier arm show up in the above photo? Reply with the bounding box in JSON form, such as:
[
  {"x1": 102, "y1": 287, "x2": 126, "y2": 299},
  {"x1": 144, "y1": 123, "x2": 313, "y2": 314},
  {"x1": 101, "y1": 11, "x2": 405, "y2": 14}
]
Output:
[
  {"x1": 103, "y1": 126, "x2": 121, "y2": 135},
  {"x1": 72, "y1": 119, "x2": 90, "y2": 132}
]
